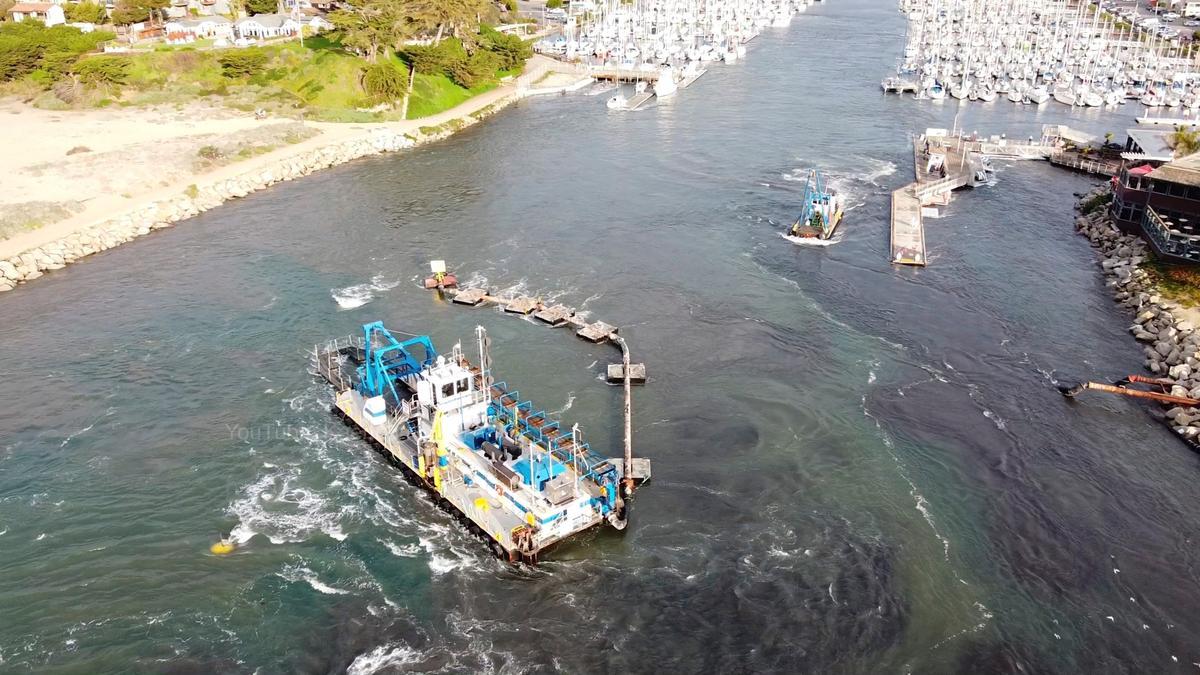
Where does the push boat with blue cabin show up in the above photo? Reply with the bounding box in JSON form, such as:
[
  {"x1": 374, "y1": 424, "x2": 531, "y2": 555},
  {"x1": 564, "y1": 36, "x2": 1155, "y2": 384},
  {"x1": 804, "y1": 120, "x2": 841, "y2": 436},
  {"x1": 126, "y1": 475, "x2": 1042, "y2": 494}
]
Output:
[
  {"x1": 786, "y1": 168, "x2": 844, "y2": 241},
  {"x1": 312, "y1": 322, "x2": 646, "y2": 563}
]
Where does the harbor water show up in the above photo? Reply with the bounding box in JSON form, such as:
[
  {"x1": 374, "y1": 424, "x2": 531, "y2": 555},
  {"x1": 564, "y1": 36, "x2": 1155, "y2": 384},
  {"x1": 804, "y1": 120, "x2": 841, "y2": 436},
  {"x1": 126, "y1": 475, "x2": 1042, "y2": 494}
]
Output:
[{"x1": 3, "y1": 0, "x2": 1200, "y2": 671}]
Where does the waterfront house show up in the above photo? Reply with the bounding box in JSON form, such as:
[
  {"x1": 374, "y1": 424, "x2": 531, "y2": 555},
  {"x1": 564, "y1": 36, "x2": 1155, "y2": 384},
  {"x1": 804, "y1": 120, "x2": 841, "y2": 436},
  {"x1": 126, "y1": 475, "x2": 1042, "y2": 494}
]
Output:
[
  {"x1": 1110, "y1": 164, "x2": 1155, "y2": 234},
  {"x1": 164, "y1": 15, "x2": 233, "y2": 40},
  {"x1": 1139, "y1": 152, "x2": 1200, "y2": 264},
  {"x1": 7, "y1": 2, "x2": 66, "y2": 25},
  {"x1": 233, "y1": 12, "x2": 330, "y2": 40}
]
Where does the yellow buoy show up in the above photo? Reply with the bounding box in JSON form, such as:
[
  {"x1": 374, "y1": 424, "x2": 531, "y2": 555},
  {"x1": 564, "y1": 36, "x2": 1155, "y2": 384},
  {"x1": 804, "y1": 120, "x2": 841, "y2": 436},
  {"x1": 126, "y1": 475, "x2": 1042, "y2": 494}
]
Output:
[
  {"x1": 474, "y1": 497, "x2": 490, "y2": 511},
  {"x1": 210, "y1": 538, "x2": 236, "y2": 555},
  {"x1": 525, "y1": 512, "x2": 536, "y2": 526}
]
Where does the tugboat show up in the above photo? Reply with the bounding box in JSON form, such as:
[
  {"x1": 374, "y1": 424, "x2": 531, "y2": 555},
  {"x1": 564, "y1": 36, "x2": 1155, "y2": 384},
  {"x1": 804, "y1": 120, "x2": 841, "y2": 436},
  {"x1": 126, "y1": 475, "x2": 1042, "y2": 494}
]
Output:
[
  {"x1": 786, "y1": 169, "x2": 845, "y2": 240},
  {"x1": 313, "y1": 322, "x2": 643, "y2": 563}
]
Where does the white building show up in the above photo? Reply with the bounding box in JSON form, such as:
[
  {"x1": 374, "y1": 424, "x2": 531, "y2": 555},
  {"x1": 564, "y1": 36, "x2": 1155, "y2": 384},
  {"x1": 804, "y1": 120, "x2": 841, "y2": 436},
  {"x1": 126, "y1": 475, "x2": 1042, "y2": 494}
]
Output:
[
  {"x1": 7, "y1": 2, "x2": 66, "y2": 25},
  {"x1": 233, "y1": 12, "x2": 330, "y2": 40},
  {"x1": 164, "y1": 15, "x2": 234, "y2": 41}
]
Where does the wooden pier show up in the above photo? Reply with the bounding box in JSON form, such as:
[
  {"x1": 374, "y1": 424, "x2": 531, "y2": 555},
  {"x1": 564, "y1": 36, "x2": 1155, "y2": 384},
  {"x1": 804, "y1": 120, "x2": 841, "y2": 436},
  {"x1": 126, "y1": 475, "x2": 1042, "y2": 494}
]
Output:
[
  {"x1": 890, "y1": 186, "x2": 927, "y2": 266},
  {"x1": 889, "y1": 131, "x2": 982, "y2": 267},
  {"x1": 1048, "y1": 150, "x2": 1122, "y2": 177},
  {"x1": 590, "y1": 68, "x2": 659, "y2": 82}
]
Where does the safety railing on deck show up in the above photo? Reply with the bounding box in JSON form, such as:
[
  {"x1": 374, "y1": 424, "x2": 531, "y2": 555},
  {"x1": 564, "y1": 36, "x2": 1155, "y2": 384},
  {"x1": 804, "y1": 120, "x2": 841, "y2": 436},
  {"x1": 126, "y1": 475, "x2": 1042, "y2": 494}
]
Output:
[{"x1": 1144, "y1": 207, "x2": 1200, "y2": 263}]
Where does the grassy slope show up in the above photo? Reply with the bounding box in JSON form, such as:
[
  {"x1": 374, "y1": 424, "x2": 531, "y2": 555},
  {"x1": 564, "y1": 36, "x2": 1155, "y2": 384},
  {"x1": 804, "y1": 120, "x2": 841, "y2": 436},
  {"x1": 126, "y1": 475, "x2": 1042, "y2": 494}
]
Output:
[{"x1": 102, "y1": 37, "x2": 513, "y2": 122}]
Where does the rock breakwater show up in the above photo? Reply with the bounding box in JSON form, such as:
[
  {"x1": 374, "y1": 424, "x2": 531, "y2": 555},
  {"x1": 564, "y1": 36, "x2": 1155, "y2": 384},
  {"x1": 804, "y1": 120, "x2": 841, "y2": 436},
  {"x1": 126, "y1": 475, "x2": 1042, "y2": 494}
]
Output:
[{"x1": 1074, "y1": 186, "x2": 1200, "y2": 441}]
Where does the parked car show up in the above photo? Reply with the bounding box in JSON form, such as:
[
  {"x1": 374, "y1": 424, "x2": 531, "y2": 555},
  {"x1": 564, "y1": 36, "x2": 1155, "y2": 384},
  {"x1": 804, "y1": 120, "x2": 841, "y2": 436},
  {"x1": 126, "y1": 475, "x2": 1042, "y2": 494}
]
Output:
[
  {"x1": 1185, "y1": 19, "x2": 1200, "y2": 26},
  {"x1": 1165, "y1": 12, "x2": 1181, "y2": 20}
]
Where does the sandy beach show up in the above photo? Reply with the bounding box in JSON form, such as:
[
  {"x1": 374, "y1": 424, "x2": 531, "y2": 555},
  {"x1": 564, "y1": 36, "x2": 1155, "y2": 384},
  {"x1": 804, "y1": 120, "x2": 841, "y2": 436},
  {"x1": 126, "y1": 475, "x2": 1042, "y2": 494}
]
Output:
[{"x1": 0, "y1": 77, "x2": 532, "y2": 263}]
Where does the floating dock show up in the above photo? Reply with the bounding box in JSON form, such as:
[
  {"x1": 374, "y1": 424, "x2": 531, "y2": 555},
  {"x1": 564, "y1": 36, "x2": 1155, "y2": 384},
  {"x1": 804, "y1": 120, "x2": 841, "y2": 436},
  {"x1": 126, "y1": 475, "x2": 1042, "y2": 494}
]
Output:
[
  {"x1": 889, "y1": 124, "x2": 1117, "y2": 266},
  {"x1": 890, "y1": 186, "x2": 927, "y2": 266},
  {"x1": 889, "y1": 130, "x2": 982, "y2": 266}
]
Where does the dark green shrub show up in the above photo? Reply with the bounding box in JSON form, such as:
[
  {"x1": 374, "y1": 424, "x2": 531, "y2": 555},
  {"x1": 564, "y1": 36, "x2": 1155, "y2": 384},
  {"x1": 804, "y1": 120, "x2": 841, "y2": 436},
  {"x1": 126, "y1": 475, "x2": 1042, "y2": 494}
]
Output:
[
  {"x1": 362, "y1": 61, "x2": 406, "y2": 104},
  {"x1": 73, "y1": 55, "x2": 130, "y2": 85},
  {"x1": 479, "y1": 25, "x2": 531, "y2": 71},
  {"x1": 446, "y1": 49, "x2": 497, "y2": 89},
  {"x1": 403, "y1": 38, "x2": 466, "y2": 75},
  {"x1": 218, "y1": 48, "x2": 268, "y2": 78}
]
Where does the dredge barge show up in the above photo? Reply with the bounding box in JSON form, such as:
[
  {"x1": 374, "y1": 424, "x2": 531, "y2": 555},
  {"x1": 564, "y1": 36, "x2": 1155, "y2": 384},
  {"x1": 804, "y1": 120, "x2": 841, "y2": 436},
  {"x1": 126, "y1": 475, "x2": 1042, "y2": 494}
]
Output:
[{"x1": 313, "y1": 321, "x2": 646, "y2": 562}]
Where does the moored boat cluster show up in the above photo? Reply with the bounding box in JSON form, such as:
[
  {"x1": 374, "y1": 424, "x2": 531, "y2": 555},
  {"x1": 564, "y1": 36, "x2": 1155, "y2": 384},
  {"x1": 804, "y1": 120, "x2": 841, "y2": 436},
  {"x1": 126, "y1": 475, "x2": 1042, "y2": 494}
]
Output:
[
  {"x1": 1075, "y1": 188, "x2": 1200, "y2": 441},
  {"x1": 890, "y1": 0, "x2": 1200, "y2": 110}
]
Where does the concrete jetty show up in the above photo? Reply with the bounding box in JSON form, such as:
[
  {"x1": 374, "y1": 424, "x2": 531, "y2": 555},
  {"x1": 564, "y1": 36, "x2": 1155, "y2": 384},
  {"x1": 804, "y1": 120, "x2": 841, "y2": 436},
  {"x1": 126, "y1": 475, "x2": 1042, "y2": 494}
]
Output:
[
  {"x1": 889, "y1": 130, "x2": 982, "y2": 266},
  {"x1": 889, "y1": 124, "x2": 1117, "y2": 267}
]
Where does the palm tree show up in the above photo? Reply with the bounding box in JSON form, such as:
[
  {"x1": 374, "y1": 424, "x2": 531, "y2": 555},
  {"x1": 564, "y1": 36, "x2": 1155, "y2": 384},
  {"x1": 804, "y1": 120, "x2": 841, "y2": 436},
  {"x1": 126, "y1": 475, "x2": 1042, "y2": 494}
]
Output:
[{"x1": 1171, "y1": 125, "x2": 1200, "y2": 157}]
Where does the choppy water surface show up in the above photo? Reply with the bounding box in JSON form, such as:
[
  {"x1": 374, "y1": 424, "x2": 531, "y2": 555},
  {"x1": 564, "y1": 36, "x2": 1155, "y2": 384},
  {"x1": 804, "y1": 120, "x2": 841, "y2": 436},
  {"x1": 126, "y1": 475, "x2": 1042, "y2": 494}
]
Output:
[{"x1": 4, "y1": 1, "x2": 1200, "y2": 672}]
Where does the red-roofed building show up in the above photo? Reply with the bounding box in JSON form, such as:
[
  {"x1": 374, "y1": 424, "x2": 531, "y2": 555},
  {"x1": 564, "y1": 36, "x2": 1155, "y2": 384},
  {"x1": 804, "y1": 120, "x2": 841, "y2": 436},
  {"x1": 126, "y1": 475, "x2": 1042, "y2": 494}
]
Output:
[
  {"x1": 1111, "y1": 163, "x2": 1156, "y2": 233},
  {"x1": 7, "y1": 2, "x2": 66, "y2": 25}
]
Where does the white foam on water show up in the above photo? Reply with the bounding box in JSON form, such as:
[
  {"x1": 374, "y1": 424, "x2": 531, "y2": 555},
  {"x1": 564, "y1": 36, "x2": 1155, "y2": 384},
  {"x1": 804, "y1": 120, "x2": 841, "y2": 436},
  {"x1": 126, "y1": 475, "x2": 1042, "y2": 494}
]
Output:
[
  {"x1": 276, "y1": 563, "x2": 352, "y2": 595},
  {"x1": 380, "y1": 539, "x2": 421, "y2": 558},
  {"x1": 550, "y1": 393, "x2": 576, "y2": 416},
  {"x1": 982, "y1": 409, "x2": 1007, "y2": 430},
  {"x1": 779, "y1": 231, "x2": 841, "y2": 247},
  {"x1": 347, "y1": 644, "x2": 422, "y2": 675},
  {"x1": 228, "y1": 468, "x2": 348, "y2": 545},
  {"x1": 460, "y1": 270, "x2": 489, "y2": 289},
  {"x1": 862, "y1": 397, "x2": 953, "y2": 561},
  {"x1": 59, "y1": 423, "x2": 95, "y2": 448},
  {"x1": 35, "y1": 533, "x2": 45, "y2": 541},
  {"x1": 332, "y1": 274, "x2": 401, "y2": 310}
]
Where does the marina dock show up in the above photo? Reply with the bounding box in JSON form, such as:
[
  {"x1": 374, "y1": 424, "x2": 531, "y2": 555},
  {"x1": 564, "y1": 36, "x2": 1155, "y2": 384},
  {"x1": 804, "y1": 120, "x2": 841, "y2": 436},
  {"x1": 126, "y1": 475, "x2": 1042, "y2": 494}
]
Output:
[
  {"x1": 889, "y1": 130, "x2": 983, "y2": 266},
  {"x1": 890, "y1": 186, "x2": 927, "y2": 266},
  {"x1": 889, "y1": 125, "x2": 1112, "y2": 266}
]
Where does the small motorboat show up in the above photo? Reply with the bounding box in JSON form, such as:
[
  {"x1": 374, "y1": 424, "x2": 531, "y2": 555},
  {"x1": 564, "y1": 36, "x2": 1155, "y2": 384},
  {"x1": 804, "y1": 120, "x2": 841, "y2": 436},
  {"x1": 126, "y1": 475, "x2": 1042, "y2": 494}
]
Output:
[{"x1": 606, "y1": 93, "x2": 628, "y2": 110}]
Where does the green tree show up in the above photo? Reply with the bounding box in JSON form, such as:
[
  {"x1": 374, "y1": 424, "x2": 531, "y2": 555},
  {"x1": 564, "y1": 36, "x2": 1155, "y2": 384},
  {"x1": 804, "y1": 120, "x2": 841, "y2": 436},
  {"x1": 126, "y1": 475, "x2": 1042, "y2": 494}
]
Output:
[
  {"x1": 245, "y1": 0, "x2": 277, "y2": 15},
  {"x1": 66, "y1": 1, "x2": 109, "y2": 24},
  {"x1": 111, "y1": 0, "x2": 168, "y2": 25},
  {"x1": 402, "y1": 36, "x2": 465, "y2": 73},
  {"x1": 329, "y1": 0, "x2": 414, "y2": 62},
  {"x1": 1173, "y1": 125, "x2": 1200, "y2": 157},
  {"x1": 479, "y1": 25, "x2": 530, "y2": 71},
  {"x1": 445, "y1": 48, "x2": 495, "y2": 88},
  {"x1": 362, "y1": 59, "x2": 406, "y2": 105},
  {"x1": 73, "y1": 55, "x2": 129, "y2": 85},
  {"x1": 546, "y1": 0, "x2": 563, "y2": 8},
  {"x1": 0, "y1": 21, "x2": 113, "y2": 81},
  {"x1": 408, "y1": 0, "x2": 488, "y2": 45},
  {"x1": 0, "y1": 0, "x2": 16, "y2": 19}
]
